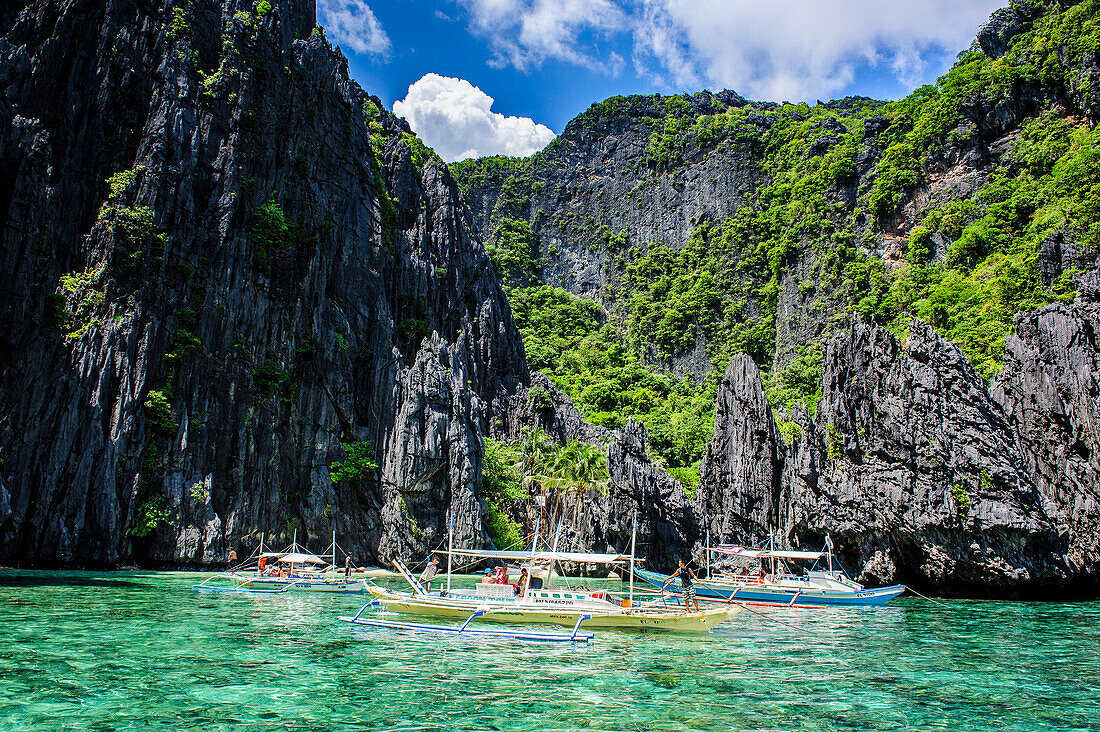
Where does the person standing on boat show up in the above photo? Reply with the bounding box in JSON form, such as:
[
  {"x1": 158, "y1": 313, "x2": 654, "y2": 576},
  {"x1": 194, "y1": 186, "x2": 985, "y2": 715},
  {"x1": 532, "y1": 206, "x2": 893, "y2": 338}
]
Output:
[
  {"x1": 661, "y1": 559, "x2": 700, "y2": 613},
  {"x1": 227, "y1": 548, "x2": 237, "y2": 566},
  {"x1": 515, "y1": 568, "x2": 528, "y2": 596},
  {"x1": 419, "y1": 555, "x2": 440, "y2": 592},
  {"x1": 344, "y1": 555, "x2": 353, "y2": 579}
]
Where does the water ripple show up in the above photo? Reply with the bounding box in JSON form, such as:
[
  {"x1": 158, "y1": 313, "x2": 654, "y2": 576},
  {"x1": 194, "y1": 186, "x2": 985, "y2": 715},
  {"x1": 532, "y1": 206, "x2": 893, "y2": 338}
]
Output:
[{"x1": 0, "y1": 571, "x2": 1097, "y2": 731}]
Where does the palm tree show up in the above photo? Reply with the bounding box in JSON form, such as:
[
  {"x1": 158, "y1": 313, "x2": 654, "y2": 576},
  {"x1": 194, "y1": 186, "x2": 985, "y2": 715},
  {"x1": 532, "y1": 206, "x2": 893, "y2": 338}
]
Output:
[
  {"x1": 543, "y1": 439, "x2": 609, "y2": 526},
  {"x1": 515, "y1": 427, "x2": 554, "y2": 534},
  {"x1": 519, "y1": 427, "x2": 552, "y2": 476}
]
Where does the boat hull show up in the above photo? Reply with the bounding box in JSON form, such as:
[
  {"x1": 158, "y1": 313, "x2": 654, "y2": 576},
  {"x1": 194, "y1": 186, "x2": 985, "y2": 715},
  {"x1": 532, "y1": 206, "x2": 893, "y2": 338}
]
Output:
[
  {"x1": 224, "y1": 574, "x2": 366, "y2": 593},
  {"x1": 368, "y1": 588, "x2": 734, "y2": 632},
  {"x1": 635, "y1": 569, "x2": 905, "y2": 607}
]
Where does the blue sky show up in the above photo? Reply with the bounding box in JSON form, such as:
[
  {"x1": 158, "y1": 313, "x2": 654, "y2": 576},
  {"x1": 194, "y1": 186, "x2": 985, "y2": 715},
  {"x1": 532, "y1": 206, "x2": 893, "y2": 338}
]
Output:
[{"x1": 319, "y1": 0, "x2": 1006, "y2": 162}]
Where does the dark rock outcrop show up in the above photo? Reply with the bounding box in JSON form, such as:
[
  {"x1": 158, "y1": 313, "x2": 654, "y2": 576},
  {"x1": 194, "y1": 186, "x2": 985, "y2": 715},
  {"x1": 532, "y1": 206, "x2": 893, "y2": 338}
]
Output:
[
  {"x1": 697, "y1": 355, "x2": 783, "y2": 544},
  {"x1": 0, "y1": 0, "x2": 525, "y2": 565},
  {"x1": 810, "y1": 319, "x2": 1066, "y2": 593},
  {"x1": 976, "y1": 0, "x2": 1100, "y2": 122},
  {"x1": 977, "y1": 0, "x2": 1064, "y2": 59},
  {"x1": 991, "y1": 271, "x2": 1100, "y2": 587},
  {"x1": 698, "y1": 317, "x2": 1072, "y2": 596}
]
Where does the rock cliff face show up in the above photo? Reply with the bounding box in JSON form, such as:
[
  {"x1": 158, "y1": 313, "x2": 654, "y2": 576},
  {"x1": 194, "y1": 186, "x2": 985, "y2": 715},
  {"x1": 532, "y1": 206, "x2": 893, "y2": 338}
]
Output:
[
  {"x1": 697, "y1": 356, "x2": 783, "y2": 544},
  {"x1": 462, "y1": 92, "x2": 762, "y2": 301},
  {"x1": 0, "y1": 0, "x2": 526, "y2": 564},
  {"x1": 697, "y1": 318, "x2": 1072, "y2": 595},
  {"x1": 991, "y1": 271, "x2": 1100, "y2": 588}
]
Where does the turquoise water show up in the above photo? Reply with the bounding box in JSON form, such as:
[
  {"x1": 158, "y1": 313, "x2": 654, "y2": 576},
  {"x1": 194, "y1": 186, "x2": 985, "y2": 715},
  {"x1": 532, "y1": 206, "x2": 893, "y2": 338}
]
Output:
[{"x1": 0, "y1": 571, "x2": 1097, "y2": 731}]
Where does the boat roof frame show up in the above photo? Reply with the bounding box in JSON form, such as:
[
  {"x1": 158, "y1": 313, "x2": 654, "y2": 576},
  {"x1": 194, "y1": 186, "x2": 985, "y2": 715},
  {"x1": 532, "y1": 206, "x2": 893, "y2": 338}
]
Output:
[
  {"x1": 713, "y1": 545, "x2": 824, "y2": 561},
  {"x1": 432, "y1": 548, "x2": 634, "y2": 564}
]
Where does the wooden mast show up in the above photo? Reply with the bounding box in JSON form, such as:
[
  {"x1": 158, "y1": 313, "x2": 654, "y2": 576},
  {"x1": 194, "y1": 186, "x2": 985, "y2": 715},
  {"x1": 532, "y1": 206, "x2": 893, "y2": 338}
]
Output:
[
  {"x1": 628, "y1": 510, "x2": 637, "y2": 609},
  {"x1": 446, "y1": 507, "x2": 454, "y2": 594}
]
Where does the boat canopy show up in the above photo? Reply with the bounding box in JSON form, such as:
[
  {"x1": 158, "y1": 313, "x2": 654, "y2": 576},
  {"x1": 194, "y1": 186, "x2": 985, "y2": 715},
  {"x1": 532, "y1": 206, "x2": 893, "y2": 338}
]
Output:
[
  {"x1": 433, "y1": 548, "x2": 633, "y2": 564},
  {"x1": 275, "y1": 552, "x2": 326, "y2": 564},
  {"x1": 714, "y1": 545, "x2": 823, "y2": 561}
]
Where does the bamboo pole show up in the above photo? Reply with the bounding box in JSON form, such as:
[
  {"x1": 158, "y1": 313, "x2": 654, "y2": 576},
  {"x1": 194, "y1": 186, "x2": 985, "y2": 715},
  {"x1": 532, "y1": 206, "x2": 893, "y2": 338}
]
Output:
[
  {"x1": 628, "y1": 510, "x2": 637, "y2": 609},
  {"x1": 446, "y1": 508, "x2": 454, "y2": 594}
]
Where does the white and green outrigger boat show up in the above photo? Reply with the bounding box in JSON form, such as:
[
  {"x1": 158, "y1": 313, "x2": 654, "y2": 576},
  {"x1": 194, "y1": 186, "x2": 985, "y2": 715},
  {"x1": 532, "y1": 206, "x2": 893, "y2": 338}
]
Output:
[
  {"x1": 354, "y1": 515, "x2": 735, "y2": 633},
  {"x1": 195, "y1": 533, "x2": 366, "y2": 594}
]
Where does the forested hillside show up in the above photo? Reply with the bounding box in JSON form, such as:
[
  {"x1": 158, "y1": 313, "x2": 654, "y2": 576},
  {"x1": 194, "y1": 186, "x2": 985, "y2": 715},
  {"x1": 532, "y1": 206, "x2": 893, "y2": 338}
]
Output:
[{"x1": 454, "y1": 0, "x2": 1100, "y2": 486}]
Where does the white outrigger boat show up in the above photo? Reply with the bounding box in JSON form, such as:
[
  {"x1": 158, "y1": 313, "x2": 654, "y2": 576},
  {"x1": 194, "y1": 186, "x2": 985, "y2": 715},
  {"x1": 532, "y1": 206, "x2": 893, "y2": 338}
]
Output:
[
  {"x1": 194, "y1": 534, "x2": 366, "y2": 594},
  {"x1": 352, "y1": 515, "x2": 735, "y2": 633},
  {"x1": 637, "y1": 536, "x2": 905, "y2": 608}
]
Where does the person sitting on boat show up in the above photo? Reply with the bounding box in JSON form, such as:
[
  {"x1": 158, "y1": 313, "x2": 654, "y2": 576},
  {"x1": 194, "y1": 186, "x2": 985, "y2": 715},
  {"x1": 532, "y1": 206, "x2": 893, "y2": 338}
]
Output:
[
  {"x1": 660, "y1": 559, "x2": 701, "y2": 613},
  {"x1": 515, "y1": 568, "x2": 528, "y2": 596},
  {"x1": 529, "y1": 571, "x2": 544, "y2": 590},
  {"x1": 757, "y1": 566, "x2": 767, "y2": 583},
  {"x1": 494, "y1": 565, "x2": 509, "y2": 585},
  {"x1": 483, "y1": 568, "x2": 496, "y2": 584},
  {"x1": 419, "y1": 555, "x2": 440, "y2": 592},
  {"x1": 258, "y1": 556, "x2": 267, "y2": 572}
]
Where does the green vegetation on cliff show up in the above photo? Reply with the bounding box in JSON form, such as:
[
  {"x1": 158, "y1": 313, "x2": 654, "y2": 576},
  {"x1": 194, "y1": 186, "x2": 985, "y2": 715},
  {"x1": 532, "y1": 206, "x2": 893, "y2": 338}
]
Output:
[
  {"x1": 511, "y1": 286, "x2": 716, "y2": 475},
  {"x1": 481, "y1": 430, "x2": 611, "y2": 545},
  {"x1": 329, "y1": 441, "x2": 379, "y2": 485},
  {"x1": 455, "y1": 0, "x2": 1100, "y2": 454}
]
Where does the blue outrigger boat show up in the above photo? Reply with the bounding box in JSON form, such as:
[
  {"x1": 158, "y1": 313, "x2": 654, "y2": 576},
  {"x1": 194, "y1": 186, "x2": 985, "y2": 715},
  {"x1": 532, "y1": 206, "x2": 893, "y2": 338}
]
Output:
[{"x1": 638, "y1": 538, "x2": 905, "y2": 608}]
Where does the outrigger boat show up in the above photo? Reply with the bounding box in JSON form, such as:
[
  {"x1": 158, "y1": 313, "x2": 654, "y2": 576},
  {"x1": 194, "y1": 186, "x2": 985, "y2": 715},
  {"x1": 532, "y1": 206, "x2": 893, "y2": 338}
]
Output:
[
  {"x1": 194, "y1": 533, "x2": 366, "y2": 594},
  {"x1": 637, "y1": 536, "x2": 905, "y2": 608},
  {"x1": 358, "y1": 514, "x2": 735, "y2": 633}
]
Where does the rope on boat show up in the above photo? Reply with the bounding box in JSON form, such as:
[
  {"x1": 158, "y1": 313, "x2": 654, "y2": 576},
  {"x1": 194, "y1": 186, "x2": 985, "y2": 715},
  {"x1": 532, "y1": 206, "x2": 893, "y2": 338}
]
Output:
[{"x1": 902, "y1": 585, "x2": 950, "y2": 608}]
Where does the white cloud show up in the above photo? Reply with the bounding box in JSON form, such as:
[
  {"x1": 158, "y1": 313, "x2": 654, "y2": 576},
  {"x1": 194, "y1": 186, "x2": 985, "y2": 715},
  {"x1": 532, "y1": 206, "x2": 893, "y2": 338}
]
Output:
[
  {"x1": 393, "y1": 74, "x2": 556, "y2": 162},
  {"x1": 317, "y1": 0, "x2": 391, "y2": 58},
  {"x1": 457, "y1": 0, "x2": 627, "y2": 72},
  {"x1": 632, "y1": 0, "x2": 1006, "y2": 101},
  {"x1": 451, "y1": 0, "x2": 1003, "y2": 100}
]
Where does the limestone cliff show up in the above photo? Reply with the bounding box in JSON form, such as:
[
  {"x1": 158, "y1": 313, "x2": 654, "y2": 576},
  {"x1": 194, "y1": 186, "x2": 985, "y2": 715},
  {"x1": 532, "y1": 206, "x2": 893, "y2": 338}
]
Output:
[
  {"x1": 991, "y1": 270, "x2": 1100, "y2": 589},
  {"x1": 698, "y1": 317, "x2": 1074, "y2": 596},
  {"x1": 0, "y1": 0, "x2": 526, "y2": 564}
]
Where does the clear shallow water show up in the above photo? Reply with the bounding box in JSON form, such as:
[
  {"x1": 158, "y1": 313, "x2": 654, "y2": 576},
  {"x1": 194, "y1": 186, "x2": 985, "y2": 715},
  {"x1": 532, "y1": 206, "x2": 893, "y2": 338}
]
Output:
[{"x1": 0, "y1": 571, "x2": 1097, "y2": 731}]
